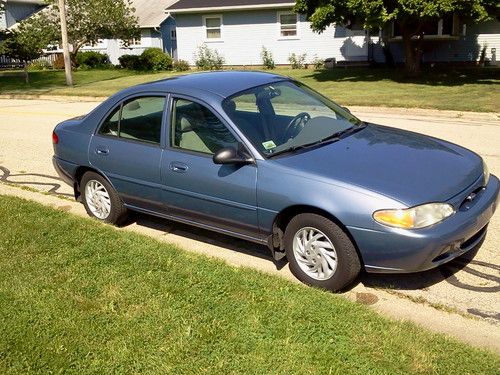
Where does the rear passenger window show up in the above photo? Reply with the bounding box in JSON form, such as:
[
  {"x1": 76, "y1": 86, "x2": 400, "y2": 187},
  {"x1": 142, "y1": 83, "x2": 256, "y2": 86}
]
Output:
[
  {"x1": 98, "y1": 96, "x2": 166, "y2": 145},
  {"x1": 99, "y1": 106, "x2": 120, "y2": 136}
]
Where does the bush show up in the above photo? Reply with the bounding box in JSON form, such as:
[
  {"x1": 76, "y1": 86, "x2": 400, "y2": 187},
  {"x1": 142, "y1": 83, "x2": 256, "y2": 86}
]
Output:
[
  {"x1": 173, "y1": 59, "x2": 190, "y2": 71},
  {"x1": 140, "y1": 48, "x2": 173, "y2": 71},
  {"x1": 76, "y1": 51, "x2": 111, "y2": 69},
  {"x1": 311, "y1": 56, "x2": 324, "y2": 70},
  {"x1": 261, "y1": 46, "x2": 275, "y2": 70},
  {"x1": 288, "y1": 53, "x2": 307, "y2": 69},
  {"x1": 27, "y1": 60, "x2": 52, "y2": 71},
  {"x1": 194, "y1": 44, "x2": 225, "y2": 70},
  {"x1": 118, "y1": 54, "x2": 143, "y2": 70}
]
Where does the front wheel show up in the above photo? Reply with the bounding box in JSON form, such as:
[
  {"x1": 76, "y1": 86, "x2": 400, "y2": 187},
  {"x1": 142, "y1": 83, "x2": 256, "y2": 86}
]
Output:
[
  {"x1": 81, "y1": 171, "x2": 128, "y2": 225},
  {"x1": 284, "y1": 213, "x2": 361, "y2": 291}
]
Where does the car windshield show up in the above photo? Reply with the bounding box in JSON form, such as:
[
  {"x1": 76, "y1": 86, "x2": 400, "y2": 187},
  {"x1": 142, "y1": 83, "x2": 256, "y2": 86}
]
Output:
[{"x1": 222, "y1": 81, "x2": 363, "y2": 157}]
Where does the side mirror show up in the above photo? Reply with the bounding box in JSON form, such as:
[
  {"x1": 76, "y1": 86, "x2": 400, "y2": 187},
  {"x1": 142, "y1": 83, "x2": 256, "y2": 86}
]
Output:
[
  {"x1": 342, "y1": 106, "x2": 351, "y2": 114},
  {"x1": 213, "y1": 147, "x2": 253, "y2": 165}
]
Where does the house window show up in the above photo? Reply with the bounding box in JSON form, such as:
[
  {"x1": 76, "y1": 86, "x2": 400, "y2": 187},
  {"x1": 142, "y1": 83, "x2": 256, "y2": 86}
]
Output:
[
  {"x1": 125, "y1": 37, "x2": 142, "y2": 46},
  {"x1": 203, "y1": 15, "x2": 222, "y2": 40},
  {"x1": 170, "y1": 29, "x2": 176, "y2": 40},
  {"x1": 392, "y1": 14, "x2": 461, "y2": 38},
  {"x1": 278, "y1": 12, "x2": 298, "y2": 37}
]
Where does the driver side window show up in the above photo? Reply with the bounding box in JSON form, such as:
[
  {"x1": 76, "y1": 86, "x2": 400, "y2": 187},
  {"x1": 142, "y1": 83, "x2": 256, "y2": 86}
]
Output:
[{"x1": 171, "y1": 99, "x2": 238, "y2": 155}]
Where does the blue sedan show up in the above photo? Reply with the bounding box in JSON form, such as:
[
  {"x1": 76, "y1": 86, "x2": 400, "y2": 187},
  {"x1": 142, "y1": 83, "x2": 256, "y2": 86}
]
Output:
[{"x1": 52, "y1": 71, "x2": 499, "y2": 291}]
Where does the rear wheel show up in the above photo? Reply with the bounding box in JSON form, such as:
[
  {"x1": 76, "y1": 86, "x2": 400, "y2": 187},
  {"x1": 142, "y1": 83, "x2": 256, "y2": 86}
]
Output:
[
  {"x1": 284, "y1": 213, "x2": 361, "y2": 291},
  {"x1": 81, "y1": 171, "x2": 128, "y2": 225}
]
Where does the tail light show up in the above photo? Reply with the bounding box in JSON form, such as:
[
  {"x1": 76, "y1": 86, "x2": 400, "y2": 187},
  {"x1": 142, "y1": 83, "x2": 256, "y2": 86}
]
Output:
[{"x1": 52, "y1": 131, "x2": 59, "y2": 144}]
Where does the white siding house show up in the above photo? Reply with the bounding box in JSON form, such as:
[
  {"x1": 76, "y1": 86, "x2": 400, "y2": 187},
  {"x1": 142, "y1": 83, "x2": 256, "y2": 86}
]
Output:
[
  {"x1": 79, "y1": 0, "x2": 179, "y2": 64},
  {"x1": 167, "y1": 1, "x2": 370, "y2": 65}
]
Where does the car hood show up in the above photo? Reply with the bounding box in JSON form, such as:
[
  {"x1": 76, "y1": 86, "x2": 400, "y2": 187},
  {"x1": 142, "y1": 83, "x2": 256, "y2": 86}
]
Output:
[{"x1": 273, "y1": 124, "x2": 483, "y2": 206}]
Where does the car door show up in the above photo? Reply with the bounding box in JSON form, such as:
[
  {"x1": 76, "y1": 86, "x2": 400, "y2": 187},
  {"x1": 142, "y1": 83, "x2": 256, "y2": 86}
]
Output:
[
  {"x1": 160, "y1": 96, "x2": 260, "y2": 240},
  {"x1": 89, "y1": 94, "x2": 167, "y2": 212}
]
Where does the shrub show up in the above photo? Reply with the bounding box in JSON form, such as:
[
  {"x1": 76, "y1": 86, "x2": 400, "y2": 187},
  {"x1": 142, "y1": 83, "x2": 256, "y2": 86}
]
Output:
[
  {"x1": 194, "y1": 44, "x2": 225, "y2": 70},
  {"x1": 173, "y1": 59, "x2": 190, "y2": 71},
  {"x1": 311, "y1": 56, "x2": 324, "y2": 70},
  {"x1": 288, "y1": 53, "x2": 307, "y2": 69},
  {"x1": 118, "y1": 54, "x2": 143, "y2": 70},
  {"x1": 28, "y1": 60, "x2": 52, "y2": 71},
  {"x1": 76, "y1": 51, "x2": 111, "y2": 69},
  {"x1": 261, "y1": 46, "x2": 275, "y2": 70},
  {"x1": 140, "y1": 48, "x2": 173, "y2": 71}
]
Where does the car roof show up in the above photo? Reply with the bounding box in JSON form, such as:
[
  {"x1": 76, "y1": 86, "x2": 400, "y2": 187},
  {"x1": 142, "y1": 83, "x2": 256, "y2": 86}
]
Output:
[{"x1": 137, "y1": 71, "x2": 290, "y2": 99}]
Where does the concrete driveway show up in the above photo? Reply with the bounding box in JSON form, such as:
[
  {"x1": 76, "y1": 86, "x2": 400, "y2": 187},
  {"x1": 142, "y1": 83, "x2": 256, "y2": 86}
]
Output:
[{"x1": 0, "y1": 98, "x2": 499, "y2": 351}]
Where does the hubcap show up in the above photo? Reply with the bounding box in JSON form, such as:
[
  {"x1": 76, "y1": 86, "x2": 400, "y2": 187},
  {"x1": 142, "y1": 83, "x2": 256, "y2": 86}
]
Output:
[
  {"x1": 292, "y1": 227, "x2": 337, "y2": 281},
  {"x1": 85, "y1": 180, "x2": 111, "y2": 220}
]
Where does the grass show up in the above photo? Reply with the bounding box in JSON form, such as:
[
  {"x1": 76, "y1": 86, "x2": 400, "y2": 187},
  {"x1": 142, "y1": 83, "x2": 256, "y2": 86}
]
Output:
[
  {"x1": 1, "y1": 66, "x2": 499, "y2": 112},
  {"x1": 0, "y1": 195, "x2": 499, "y2": 374}
]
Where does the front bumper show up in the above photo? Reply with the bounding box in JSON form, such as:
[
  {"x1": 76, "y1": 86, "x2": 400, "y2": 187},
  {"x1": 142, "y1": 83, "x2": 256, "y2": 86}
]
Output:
[{"x1": 349, "y1": 174, "x2": 499, "y2": 273}]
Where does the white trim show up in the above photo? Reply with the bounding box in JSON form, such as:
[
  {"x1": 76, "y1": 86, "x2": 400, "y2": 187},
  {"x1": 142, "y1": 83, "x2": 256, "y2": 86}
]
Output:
[
  {"x1": 277, "y1": 10, "x2": 298, "y2": 39},
  {"x1": 202, "y1": 14, "x2": 223, "y2": 42},
  {"x1": 168, "y1": 3, "x2": 295, "y2": 14}
]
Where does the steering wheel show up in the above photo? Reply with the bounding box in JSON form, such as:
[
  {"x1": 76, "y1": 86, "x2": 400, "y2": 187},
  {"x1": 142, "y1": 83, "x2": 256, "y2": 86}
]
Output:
[{"x1": 282, "y1": 112, "x2": 311, "y2": 142}]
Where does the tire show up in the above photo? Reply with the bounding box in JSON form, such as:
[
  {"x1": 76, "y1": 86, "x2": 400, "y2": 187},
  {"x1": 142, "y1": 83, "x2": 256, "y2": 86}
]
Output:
[
  {"x1": 80, "y1": 171, "x2": 128, "y2": 225},
  {"x1": 284, "y1": 213, "x2": 361, "y2": 292}
]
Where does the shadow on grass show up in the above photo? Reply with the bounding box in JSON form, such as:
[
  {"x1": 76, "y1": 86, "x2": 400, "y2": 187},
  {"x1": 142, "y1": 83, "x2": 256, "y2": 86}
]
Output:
[
  {"x1": 304, "y1": 66, "x2": 500, "y2": 87},
  {"x1": 126, "y1": 211, "x2": 288, "y2": 270}
]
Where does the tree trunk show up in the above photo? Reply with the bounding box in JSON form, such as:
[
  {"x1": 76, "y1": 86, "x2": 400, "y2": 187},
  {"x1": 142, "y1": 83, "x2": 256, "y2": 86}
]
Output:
[
  {"x1": 23, "y1": 61, "x2": 29, "y2": 85},
  {"x1": 402, "y1": 33, "x2": 422, "y2": 77}
]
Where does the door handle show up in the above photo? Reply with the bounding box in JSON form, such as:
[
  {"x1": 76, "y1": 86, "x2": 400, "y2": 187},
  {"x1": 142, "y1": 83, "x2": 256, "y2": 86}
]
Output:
[
  {"x1": 95, "y1": 147, "x2": 109, "y2": 155},
  {"x1": 170, "y1": 162, "x2": 188, "y2": 173}
]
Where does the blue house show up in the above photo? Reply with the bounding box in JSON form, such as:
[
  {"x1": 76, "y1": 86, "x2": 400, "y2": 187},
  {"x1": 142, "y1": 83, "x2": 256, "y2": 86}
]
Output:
[{"x1": 166, "y1": 0, "x2": 500, "y2": 66}]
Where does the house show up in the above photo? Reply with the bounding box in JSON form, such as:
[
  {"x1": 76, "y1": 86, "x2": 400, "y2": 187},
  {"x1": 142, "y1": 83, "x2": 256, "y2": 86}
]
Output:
[
  {"x1": 79, "y1": 0, "x2": 178, "y2": 65},
  {"x1": 165, "y1": 0, "x2": 372, "y2": 66},
  {"x1": 373, "y1": 18, "x2": 500, "y2": 65},
  {"x1": 165, "y1": 0, "x2": 499, "y2": 67},
  {"x1": 0, "y1": 0, "x2": 44, "y2": 31}
]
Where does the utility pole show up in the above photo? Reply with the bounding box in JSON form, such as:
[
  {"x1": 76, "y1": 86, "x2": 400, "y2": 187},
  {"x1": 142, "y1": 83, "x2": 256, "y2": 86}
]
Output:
[{"x1": 58, "y1": 0, "x2": 73, "y2": 86}]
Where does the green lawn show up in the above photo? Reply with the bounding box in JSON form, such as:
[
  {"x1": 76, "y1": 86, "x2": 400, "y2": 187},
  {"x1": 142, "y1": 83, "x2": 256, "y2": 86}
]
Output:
[
  {"x1": 1, "y1": 66, "x2": 499, "y2": 112},
  {"x1": 0, "y1": 195, "x2": 498, "y2": 374}
]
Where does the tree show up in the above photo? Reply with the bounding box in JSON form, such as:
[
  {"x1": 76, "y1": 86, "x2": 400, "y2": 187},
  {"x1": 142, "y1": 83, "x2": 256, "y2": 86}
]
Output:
[
  {"x1": 0, "y1": 18, "x2": 52, "y2": 83},
  {"x1": 294, "y1": 0, "x2": 499, "y2": 76},
  {"x1": 23, "y1": 0, "x2": 139, "y2": 66}
]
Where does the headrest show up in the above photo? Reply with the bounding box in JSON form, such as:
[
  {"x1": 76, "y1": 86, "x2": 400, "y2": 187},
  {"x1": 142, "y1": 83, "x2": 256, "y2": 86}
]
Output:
[
  {"x1": 223, "y1": 99, "x2": 236, "y2": 113},
  {"x1": 179, "y1": 116, "x2": 193, "y2": 132}
]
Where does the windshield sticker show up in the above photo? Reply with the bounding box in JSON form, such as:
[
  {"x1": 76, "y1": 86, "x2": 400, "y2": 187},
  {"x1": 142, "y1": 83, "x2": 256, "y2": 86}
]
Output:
[{"x1": 262, "y1": 140, "x2": 277, "y2": 150}]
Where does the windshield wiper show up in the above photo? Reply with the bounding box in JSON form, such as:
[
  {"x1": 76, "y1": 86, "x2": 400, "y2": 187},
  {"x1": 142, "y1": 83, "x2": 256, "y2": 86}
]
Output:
[{"x1": 268, "y1": 123, "x2": 367, "y2": 158}]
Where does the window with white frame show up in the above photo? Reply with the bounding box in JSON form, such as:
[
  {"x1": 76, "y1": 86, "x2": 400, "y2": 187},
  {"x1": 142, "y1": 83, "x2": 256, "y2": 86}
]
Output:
[
  {"x1": 278, "y1": 12, "x2": 298, "y2": 37},
  {"x1": 203, "y1": 15, "x2": 222, "y2": 40},
  {"x1": 125, "y1": 37, "x2": 142, "y2": 46}
]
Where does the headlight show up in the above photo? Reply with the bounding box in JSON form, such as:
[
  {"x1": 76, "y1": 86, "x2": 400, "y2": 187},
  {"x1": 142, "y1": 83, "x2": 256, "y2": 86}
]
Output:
[
  {"x1": 483, "y1": 160, "x2": 490, "y2": 186},
  {"x1": 373, "y1": 203, "x2": 455, "y2": 229}
]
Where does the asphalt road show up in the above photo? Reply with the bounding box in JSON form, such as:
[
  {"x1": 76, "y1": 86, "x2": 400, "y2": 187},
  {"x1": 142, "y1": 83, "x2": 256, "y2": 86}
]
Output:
[{"x1": 0, "y1": 98, "x2": 499, "y2": 348}]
